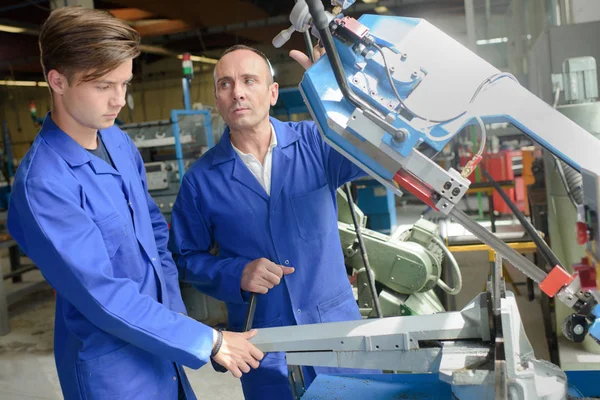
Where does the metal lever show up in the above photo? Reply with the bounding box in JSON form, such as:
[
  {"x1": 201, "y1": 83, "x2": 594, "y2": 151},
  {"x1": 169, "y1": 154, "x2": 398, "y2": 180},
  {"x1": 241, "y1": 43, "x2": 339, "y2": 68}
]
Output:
[
  {"x1": 244, "y1": 293, "x2": 258, "y2": 331},
  {"x1": 213, "y1": 292, "x2": 258, "y2": 373}
]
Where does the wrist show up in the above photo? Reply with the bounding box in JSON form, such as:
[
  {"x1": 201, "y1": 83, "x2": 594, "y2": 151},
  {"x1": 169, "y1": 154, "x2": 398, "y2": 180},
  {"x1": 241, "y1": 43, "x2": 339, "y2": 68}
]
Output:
[{"x1": 211, "y1": 329, "x2": 223, "y2": 358}]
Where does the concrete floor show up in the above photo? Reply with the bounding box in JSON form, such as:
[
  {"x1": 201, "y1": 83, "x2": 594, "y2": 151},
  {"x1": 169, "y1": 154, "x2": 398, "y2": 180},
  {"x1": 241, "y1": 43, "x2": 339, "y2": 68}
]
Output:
[
  {"x1": 0, "y1": 207, "x2": 553, "y2": 399},
  {"x1": 0, "y1": 268, "x2": 244, "y2": 400}
]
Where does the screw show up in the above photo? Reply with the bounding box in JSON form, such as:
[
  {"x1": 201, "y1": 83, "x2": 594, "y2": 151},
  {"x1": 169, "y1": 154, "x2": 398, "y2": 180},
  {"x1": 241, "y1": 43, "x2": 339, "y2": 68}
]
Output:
[
  {"x1": 352, "y1": 78, "x2": 359, "y2": 84},
  {"x1": 452, "y1": 188, "x2": 461, "y2": 196},
  {"x1": 370, "y1": 90, "x2": 376, "y2": 96},
  {"x1": 443, "y1": 181, "x2": 452, "y2": 190},
  {"x1": 574, "y1": 324, "x2": 584, "y2": 335},
  {"x1": 392, "y1": 128, "x2": 409, "y2": 142}
]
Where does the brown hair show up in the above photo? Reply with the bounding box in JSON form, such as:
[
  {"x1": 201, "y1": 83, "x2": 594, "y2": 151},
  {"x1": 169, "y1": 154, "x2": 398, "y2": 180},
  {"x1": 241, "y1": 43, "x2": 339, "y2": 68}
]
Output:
[
  {"x1": 39, "y1": 6, "x2": 141, "y2": 85},
  {"x1": 216, "y1": 44, "x2": 274, "y2": 83}
]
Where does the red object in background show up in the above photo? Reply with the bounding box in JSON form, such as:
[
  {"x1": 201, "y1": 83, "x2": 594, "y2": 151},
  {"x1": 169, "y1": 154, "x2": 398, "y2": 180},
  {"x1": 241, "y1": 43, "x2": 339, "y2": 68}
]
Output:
[
  {"x1": 572, "y1": 257, "x2": 597, "y2": 291},
  {"x1": 576, "y1": 221, "x2": 590, "y2": 245},
  {"x1": 460, "y1": 150, "x2": 520, "y2": 214}
]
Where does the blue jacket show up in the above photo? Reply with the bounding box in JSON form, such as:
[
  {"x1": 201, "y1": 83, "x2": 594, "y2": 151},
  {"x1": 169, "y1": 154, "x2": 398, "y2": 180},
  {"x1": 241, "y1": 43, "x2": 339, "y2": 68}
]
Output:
[
  {"x1": 169, "y1": 118, "x2": 366, "y2": 398},
  {"x1": 8, "y1": 116, "x2": 214, "y2": 400}
]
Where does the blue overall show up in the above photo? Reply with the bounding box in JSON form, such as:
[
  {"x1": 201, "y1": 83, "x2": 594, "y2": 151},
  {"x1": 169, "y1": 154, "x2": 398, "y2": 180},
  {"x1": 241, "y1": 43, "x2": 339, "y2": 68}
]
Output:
[
  {"x1": 7, "y1": 115, "x2": 214, "y2": 399},
  {"x1": 169, "y1": 117, "x2": 369, "y2": 399}
]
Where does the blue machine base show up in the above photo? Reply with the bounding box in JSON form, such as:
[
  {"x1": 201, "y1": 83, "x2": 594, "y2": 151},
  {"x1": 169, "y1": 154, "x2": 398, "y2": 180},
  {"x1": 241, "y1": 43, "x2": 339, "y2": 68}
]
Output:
[
  {"x1": 302, "y1": 374, "x2": 451, "y2": 400},
  {"x1": 302, "y1": 371, "x2": 600, "y2": 399}
]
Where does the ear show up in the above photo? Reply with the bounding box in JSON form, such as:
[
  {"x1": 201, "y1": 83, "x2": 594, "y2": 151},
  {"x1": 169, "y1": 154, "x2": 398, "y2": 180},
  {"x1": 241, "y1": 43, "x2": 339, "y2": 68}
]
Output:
[
  {"x1": 47, "y1": 69, "x2": 68, "y2": 95},
  {"x1": 269, "y1": 82, "x2": 279, "y2": 107}
]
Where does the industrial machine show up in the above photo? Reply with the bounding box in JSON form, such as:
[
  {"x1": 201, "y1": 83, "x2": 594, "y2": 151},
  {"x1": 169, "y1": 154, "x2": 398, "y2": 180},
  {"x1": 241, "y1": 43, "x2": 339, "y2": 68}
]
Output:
[
  {"x1": 252, "y1": 0, "x2": 600, "y2": 398},
  {"x1": 337, "y1": 189, "x2": 457, "y2": 318},
  {"x1": 121, "y1": 109, "x2": 214, "y2": 223}
]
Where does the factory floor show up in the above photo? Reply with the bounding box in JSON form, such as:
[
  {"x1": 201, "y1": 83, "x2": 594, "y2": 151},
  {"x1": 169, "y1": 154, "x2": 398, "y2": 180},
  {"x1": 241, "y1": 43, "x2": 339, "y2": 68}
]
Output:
[{"x1": 0, "y1": 205, "x2": 550, "y2": 399}]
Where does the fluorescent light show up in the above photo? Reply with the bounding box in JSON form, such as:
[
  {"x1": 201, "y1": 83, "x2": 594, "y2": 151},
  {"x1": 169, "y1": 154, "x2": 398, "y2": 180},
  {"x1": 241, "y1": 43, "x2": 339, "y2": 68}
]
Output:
[
  {"x1": 476, "y1": 37, "x2": 508, "y2": 45},
  {"x1": 362, "y1": 0, "x2": 379, "y2": 3},
  {"x1": 0, "y1": 24, "x2": 25, "y2": 33},
  {"x1": 0, "y1": 80, "x2": 48, "y2": 87},
  {"x1": 374, "y1": 6, "x2": 389, "y2": 13},
  {"x1": 177, "y1": 54, "x2": 218, "y2": 65}
]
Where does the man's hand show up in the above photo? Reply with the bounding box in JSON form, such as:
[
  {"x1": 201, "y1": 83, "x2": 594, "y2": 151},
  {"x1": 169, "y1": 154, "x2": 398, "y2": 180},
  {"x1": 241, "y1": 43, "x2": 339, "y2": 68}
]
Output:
[
  {"x1": 241, "y1": 258, "x2": 295, "y2": 294},
  {"x1": 212, "y1": 330, "x2": 264, "y2": 378},
  {"x1": 289, "y1": 44, "x2": 326, "y2": 70}
]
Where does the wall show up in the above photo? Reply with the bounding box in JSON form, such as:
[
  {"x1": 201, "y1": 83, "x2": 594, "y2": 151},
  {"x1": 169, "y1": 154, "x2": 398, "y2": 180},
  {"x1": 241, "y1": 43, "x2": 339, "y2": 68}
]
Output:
[{"x1": 0, "y1": 56, "x2": 306, "y2": 160}]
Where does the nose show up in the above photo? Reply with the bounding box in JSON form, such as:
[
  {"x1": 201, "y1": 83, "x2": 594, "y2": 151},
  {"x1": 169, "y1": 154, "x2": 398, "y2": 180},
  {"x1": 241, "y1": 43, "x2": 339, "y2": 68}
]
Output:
[
  {"x1": 110, "y1": 85, "x2": 127, "y2": 108},
  {"x1": 232, "y1": 83, "x2": 246, "y2": 102}
]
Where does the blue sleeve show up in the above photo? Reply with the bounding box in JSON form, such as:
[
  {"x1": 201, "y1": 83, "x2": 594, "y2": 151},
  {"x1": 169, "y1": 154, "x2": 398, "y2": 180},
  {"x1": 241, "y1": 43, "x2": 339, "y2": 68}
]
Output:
[
  {"x1": 169, "y1": 174, "x2": 251, "y2": 305},
  {"x1": 307, "y1": 122, "x2": 367, "y2": 189},
  {"x1": 127, "y1": 138, "x2": 187, "y2": 314},
  {"x1": 7, "y1": 177, "x2": 214, "y2": 369}
]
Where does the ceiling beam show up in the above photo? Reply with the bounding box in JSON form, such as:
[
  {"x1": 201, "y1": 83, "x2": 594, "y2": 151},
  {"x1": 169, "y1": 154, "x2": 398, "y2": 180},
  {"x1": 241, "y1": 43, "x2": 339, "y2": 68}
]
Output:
[
  {"x1": 108, "y1": 8, "x2": 156, "y2": 21},
  {"x1": 134, "y1": 20, "x2": 194, "y2": 37},
  {"x1": 111, "y1": 0, "x2": 268, "y2": 27}
]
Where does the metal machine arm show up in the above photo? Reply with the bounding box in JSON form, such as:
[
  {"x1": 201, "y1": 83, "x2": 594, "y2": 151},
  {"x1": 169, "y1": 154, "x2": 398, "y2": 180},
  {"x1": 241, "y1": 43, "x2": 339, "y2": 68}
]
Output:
[{"x1": 286, "y1": 0, "x2": 600, "y2": 343}]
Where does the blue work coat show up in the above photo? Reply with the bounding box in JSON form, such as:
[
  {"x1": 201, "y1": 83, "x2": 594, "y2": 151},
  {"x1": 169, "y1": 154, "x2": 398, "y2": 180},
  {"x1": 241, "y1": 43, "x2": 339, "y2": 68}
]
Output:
[
  {"x1": 169, "y1": 117, "x2": 367, "y2": 399},
  {"x1": 7, "y1": 115, "x2": 214, "y2": 400}
]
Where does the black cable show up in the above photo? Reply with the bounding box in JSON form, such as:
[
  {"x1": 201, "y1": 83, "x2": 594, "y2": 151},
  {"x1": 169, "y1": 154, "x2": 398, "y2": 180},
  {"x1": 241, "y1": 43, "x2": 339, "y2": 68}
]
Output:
[
  {"x1": 480, "y1": 167, "x2": 563, "y2": 269},
  {"x1": 343, "y1": 183, "x2": 382, "y2": 318}
]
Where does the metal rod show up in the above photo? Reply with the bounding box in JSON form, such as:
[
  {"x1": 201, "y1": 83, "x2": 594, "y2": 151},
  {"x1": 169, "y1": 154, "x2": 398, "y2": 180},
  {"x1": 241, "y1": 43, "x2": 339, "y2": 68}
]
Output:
[
  {"x1": 3, "y1": 265, "x2": 36, "y2": 280},
  {"x1": 303, "y1": 30, "x2": 315, "y2": 63},
  {"x1": 492, "y1": 254, "x2": 502, "y2": 316},
  {"x1": 480, "y1": 167, "x2": 562, "y2": 269},
  {"x1": 343, "y1": 183, "x2": 383, "y2": 318},
  {"x1": 449, "y1": 208, "x2": 547, "y2": 283},
  {"x1": 244, "y1": 293, "x2": 258, "y2": 331}
]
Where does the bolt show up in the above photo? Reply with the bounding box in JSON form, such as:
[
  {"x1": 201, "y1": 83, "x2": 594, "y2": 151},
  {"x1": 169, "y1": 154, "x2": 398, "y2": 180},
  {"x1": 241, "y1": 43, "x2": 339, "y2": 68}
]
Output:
[
  {"x1": 443, "y1": 181, "x2": 452, "y2": 190},
  {"x1": 363, "y1": 303, "x2": 369, "y2": 307},
  {"x1": 370, "y1": 90, "x2": 377, "y2": 96},
  {"x1": 392, "y1": 128, "x2": 409, "y2": 142},
  {"x1": 574, "y1": 324, "x2": 584, "y2": 335},
  {"x1": 363, "y1": 283, "x2": 368, "y2": 287},
  {"x1": 452, "y1": 188, "x2": 461, "y2": 196},
  {"x1": 352, "y1": 78, "x2": 359, "y2": 84}
]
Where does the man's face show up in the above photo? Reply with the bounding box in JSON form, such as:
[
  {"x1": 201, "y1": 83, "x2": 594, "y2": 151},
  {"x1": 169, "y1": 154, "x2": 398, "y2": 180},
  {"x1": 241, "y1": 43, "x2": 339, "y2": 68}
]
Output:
[
  {"x1": 55, "y1": 59, "x2": 132, "y2": 131},
  {"x1": 214, "y1": 50, "x2": 278, "y2": 131}
]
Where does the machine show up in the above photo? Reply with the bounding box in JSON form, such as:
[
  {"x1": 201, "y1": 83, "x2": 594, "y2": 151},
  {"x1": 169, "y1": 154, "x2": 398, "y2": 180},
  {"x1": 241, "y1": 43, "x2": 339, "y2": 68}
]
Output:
[
  {"x1": 337, "y1": 189, "x2": 458, "y2": 318},
  {"x1": 251, "y1": 0, "x2": 600, "y2": 398},
  {"x1": 121, "y1": 109, "x2": 214, "y2": 223}
]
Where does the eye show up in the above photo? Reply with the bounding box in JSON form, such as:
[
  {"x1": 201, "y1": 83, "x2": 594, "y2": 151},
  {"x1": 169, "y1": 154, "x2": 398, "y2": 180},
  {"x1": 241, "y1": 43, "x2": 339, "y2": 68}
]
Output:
[
  {"x1": 220, "y1": 81, "x2": 230, "y2": 89},
  {"x1": 245, "y1": 78, "x2": 255, "y2": 84},
  {"x1": 97, "y1": 85, "x2": 109, "y2": 90}
]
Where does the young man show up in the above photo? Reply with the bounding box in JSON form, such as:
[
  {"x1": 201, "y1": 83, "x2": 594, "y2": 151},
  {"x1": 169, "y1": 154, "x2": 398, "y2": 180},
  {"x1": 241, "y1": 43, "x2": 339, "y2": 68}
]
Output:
[
  {"x1": 168, "y1": 45, "x2": 370, "y2": 400},
  {"x1": 7, "y1": 8, "x2": 262, "y2": 400}
]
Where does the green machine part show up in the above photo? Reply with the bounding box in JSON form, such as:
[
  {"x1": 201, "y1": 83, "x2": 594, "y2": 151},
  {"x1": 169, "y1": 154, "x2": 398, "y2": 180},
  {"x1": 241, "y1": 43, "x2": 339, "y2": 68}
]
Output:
[{"x1": 337, "y1": 190, "x2": 449, "y2": 318}]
